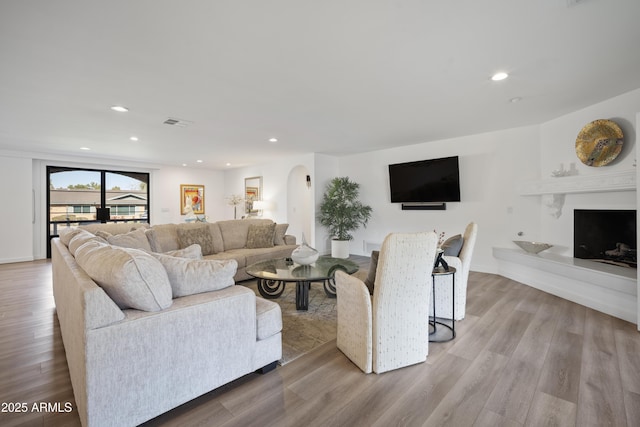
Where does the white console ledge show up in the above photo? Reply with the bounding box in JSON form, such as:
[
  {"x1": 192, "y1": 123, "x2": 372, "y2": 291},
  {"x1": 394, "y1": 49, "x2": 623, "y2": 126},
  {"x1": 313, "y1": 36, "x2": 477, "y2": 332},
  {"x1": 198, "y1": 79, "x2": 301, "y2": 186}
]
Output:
[
  {"x1": 493, "y1": 247, "x2": 637, "y2": 324},
  {"x1": 517, "y1": 169, "x2": 636, "y2": 195}
]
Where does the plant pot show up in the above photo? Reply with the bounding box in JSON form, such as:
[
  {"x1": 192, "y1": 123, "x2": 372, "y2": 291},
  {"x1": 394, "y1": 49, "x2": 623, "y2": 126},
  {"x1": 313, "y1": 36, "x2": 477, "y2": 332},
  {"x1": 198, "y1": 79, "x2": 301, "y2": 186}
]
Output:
[{"x1": 331, "y1": 239, "x2": 350, "y2": 259}]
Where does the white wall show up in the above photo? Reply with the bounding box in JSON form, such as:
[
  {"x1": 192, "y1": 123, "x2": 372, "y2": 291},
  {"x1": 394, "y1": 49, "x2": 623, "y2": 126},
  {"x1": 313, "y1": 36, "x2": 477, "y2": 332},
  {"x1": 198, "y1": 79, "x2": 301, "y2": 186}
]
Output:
[
  {"x1": 151, "y1": 166, "x2": 225, "y2": 224},
  {"x1": 337, "y1": 125, "x2": 541, "y2": 273},
  {"x1": 538, "y1": 89, "x2": 640, "y2": 257},
  {"x1": 0, "y1": 154, "x2": 34, "y2": 263},
  {"x1": 222, "y1": 153, "x2": 317, "y2": 241}
]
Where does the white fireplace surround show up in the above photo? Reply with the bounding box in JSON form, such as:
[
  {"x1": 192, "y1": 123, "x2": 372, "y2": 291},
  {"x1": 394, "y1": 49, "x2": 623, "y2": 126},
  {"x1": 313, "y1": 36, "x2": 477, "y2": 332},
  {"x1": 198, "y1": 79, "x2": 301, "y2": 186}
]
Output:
[
  {"x1": 494, "y1": 169, "x2": 638, "y2": 324},
  {"x1": 493, "y1": 247, "x2": 636, "y2": 323}
]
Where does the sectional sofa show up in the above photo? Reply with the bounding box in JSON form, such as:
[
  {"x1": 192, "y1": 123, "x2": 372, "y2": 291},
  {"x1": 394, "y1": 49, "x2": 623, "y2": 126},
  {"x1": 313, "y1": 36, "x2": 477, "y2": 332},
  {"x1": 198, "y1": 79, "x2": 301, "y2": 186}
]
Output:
[{"x1": 51, "y1": 219, "x2": 296, "y2": 427}]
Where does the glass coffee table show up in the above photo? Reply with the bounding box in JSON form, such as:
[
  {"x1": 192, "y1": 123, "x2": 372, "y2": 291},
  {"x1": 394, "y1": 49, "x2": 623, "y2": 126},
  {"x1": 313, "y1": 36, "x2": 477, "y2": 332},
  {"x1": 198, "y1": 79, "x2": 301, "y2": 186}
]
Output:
[{"x1": 246, "y1": 256, "x2": 359, "y2": 311}]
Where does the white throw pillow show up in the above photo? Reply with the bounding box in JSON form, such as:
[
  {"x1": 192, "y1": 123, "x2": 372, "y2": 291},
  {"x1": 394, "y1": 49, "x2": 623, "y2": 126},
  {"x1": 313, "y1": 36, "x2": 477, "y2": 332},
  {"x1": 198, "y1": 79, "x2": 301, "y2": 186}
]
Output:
[
  {"x1": 75, "y1": 240, "x2": 173, "y2": 312},
  {"x1": 68, "y1": 229, "x2": 107, "y2": 256},
  {"x1": 162, "y1": 244, "x2": 203, "y2": 259},
  {"x1": 107, "y1": 227, "x2": 153, "y2": 252},
  {"x1": 58, "y1": 227, "x2": 84, "y2": 247},
  {"x1": 152, "y1": 253, "x2": 237, "y2": 298}
]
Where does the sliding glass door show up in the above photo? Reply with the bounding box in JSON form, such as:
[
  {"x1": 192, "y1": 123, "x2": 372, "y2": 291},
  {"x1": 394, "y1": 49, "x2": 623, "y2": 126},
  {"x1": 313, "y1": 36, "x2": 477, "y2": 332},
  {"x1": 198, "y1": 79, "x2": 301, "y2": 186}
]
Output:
[{"x1": 47, "y1": 167, "x2": 149, "y2": 257}]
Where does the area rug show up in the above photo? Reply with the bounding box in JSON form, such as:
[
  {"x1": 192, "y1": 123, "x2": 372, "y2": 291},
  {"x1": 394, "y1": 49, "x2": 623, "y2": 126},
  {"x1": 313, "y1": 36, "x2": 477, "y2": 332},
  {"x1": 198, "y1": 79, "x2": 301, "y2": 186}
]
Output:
[{"x1": 241, "y1": 279, "x2": 339, "y2": 365}]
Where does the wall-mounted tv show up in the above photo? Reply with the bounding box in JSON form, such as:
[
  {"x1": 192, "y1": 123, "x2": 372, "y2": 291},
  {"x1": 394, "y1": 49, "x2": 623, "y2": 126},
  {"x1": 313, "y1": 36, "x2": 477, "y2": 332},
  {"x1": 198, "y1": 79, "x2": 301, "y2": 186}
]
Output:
[{"x1": 388, "y1": 156, "x2": 461, "y2": 203}]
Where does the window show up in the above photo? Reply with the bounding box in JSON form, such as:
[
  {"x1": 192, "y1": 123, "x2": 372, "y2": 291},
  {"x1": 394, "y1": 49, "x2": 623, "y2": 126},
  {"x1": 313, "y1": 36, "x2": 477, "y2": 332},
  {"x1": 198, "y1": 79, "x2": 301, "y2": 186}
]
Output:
[{"x1": 47, "y1": 167, "x2": 150, "y2": 257}]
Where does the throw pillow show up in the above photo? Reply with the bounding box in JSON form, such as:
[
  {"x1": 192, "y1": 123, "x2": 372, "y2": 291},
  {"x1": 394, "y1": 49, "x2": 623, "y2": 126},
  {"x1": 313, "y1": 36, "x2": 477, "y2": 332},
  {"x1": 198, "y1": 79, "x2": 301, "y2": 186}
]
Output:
[
  {"x1": 58, "y1": 227, "x2": 84, "y2": 247},
  {"x1": 94, "y1": 230, "x2": 113, "y2": 240},
  {"x1": 68, "y1": 230, "x2": 107, "y2": 256},
  {"x1": 163, "y1": 244, "x2": 203, "y2": 259},
  {"x1": 364, "y1": 250, "x2": 379, "y2": 295},
  {"x1": 106, "y1": 228, "x2": 153, "y2": 252},
  {"x1": 74, "y1": 240, "x2": 173, "y2": 312},
  {"x1": 152, "y1": 254, "x2": 237, "y2": 298},
  {"x1": 442, "y1": 234, "x2": 464, "y2": 257},
  {"x1": 273, "y1": 223, "x2": 289, "y2": 245},
  {"x1": 177, "y1": 225, "x2": 215, "y2": 255},
  {"x1": 246, "y1": 223, "x2": 276, "y2": 249}
]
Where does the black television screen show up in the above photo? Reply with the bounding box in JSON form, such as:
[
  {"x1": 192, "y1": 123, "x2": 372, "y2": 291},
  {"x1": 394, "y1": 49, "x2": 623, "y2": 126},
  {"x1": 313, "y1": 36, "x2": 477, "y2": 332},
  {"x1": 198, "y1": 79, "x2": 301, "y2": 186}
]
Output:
[{"x1": 389, "y1": 156, "x2": 461, "y2": 203}]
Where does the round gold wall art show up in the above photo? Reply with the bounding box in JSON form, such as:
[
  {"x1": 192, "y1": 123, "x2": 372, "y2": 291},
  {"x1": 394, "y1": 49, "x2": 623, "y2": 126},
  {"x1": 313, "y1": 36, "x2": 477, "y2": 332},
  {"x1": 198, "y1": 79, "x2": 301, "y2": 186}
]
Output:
[{"x1": 575, "y1": 119, "x2": 624, "y2": 167}]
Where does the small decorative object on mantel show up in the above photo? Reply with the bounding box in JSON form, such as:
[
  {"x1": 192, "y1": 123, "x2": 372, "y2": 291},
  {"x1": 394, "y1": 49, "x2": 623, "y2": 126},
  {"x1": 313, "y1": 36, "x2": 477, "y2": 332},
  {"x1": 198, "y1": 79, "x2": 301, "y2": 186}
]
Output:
[
  {"x1": 551, "y1": 162, "x2": 578, "y2": 177},
  {"x1": 575, "y1": 119, "x2": 624, "y2": 167},
  {"x1": 291, "y1": 233, "x2": 319, "y2": 265}
]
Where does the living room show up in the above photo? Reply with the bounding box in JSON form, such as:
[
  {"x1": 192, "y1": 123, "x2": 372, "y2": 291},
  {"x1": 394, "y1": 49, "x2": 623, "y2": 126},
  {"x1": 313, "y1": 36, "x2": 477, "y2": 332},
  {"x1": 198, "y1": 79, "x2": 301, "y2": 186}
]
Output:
[{"x1": 1, "y1": 1, "x2": 640, "y2": 426}]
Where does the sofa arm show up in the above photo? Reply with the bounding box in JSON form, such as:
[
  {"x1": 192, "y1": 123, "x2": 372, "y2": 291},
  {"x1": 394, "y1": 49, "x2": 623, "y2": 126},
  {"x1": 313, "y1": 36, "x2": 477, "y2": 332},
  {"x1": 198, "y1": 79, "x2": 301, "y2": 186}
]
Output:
[{"x1": 283, "y1": 235, "x2": 296, "y2": 245}]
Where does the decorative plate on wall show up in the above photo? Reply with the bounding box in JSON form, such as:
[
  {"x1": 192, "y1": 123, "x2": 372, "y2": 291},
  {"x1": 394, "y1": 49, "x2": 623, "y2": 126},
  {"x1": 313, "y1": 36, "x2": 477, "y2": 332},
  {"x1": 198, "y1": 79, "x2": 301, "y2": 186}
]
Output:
[{"x1": 575, "y1": 119, "x2": 624, "y2": 167}]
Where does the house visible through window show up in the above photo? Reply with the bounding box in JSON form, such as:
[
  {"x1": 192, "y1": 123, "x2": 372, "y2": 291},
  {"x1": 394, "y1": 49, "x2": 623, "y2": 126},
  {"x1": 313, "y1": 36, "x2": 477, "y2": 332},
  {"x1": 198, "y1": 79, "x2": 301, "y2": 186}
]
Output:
[{"x1": 47, "y1": 167, "x2": 150, "y2": 257}]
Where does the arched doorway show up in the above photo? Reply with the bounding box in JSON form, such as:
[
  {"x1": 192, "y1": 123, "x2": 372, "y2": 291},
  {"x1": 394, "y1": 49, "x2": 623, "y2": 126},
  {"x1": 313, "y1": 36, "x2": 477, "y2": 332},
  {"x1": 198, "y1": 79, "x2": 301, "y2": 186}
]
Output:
[{"x1": 286, "y1": 165, "x2": 314, "y2": 246}]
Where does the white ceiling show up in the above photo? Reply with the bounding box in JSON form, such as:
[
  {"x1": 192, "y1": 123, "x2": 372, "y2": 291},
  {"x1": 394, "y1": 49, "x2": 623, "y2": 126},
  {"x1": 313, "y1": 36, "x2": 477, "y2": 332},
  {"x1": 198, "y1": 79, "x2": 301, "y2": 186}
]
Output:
[{"x1": 1, "y1": 0, "x2": 639, "y2": 170}]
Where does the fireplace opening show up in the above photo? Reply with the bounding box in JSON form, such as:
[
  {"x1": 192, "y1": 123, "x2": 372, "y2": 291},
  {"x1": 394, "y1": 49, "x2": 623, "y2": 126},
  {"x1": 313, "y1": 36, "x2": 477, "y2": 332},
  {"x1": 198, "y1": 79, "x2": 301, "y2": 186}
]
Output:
[{"x1": 574, "y1": 209, "x2": 636, "y2": 268}]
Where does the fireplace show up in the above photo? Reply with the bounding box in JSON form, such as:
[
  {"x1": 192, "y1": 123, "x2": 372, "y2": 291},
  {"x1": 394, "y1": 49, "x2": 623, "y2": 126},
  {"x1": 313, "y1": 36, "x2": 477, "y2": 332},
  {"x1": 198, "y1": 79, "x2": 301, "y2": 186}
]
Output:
[{"x1": 574, "y1": 209, "x2": 637, "y2": 268}]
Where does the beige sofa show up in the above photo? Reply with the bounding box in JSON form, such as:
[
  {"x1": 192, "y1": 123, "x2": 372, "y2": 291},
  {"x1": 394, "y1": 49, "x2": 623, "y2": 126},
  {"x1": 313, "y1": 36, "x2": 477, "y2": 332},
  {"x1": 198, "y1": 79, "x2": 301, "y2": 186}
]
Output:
[
  {"x1": 51, "y1": 219, "x2": 294, "y2": 427},
  {"x1": 79, "y1": 218, "x2": 297, "y2": 282}
]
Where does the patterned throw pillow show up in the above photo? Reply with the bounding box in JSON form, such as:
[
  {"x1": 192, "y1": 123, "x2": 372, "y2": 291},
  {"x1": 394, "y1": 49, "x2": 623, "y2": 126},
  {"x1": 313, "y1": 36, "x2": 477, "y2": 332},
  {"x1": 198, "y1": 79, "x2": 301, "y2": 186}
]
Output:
[
  {"x1": 246, "y1": 223, "x2": 276, "y2": 249},
  {"x1": 177, "y1": 225, "x2": 215, "y2": 255}
]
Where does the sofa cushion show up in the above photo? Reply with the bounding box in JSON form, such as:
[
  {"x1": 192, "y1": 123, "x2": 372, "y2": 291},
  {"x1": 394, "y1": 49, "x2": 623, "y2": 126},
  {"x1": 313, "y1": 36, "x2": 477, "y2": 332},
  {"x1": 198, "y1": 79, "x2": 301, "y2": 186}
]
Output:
[
  {"x1": 107, "y1": 228, "x2": 153, "y2": 252},
  {"x1": 58, "y1": 227, "x2": 86, "y2": 247},
  {"x1": 152, "y1": 254, "x2": 237, "y2": 298},
  {"x1": 255, "y1": 298, "x2": 282, "y2": 340},
  {"x1": 74, "y1": 240, "x2": 173, "y2": 312},
  {"x1": 246, "y1": 223, "x2": 276, "y2": 249},
  {"x1": 442, "y1": 234, "x2": 464, "y2": 257},
  {"x1": 163, "y1": 244, "x2": 203, "y2": 259},
  {"x1": 177, "y1": 224, "x2": 215, "y2": 255},
  {"x1": 207, "y1": 223, "x2": 225, "y2": 253},
  {"x1": 273, "y1": 223, "x2": 289, "y2": 245},
  {"x1": 79, "y1": 222, "x2": 149, "y2": 235},
  {"x1": 242, "y1": 246, "x2": 298, "y2": 267},
  {"x1": 217, "y1": 219, "x2": 274, "y2": 251},
  {"x1": 68, "y1": 230, "x2": 107, "y2": 256},
  {"x1": 145, "y1": 224, "x2": 179, "y2": 252}
]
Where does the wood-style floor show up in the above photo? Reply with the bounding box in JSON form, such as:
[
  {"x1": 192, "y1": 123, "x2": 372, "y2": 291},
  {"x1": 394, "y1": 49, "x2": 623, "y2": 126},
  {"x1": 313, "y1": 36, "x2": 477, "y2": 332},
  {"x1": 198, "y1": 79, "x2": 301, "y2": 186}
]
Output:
[{"x1": 1, "y1": 259, "x2": 639, "y2": 426}]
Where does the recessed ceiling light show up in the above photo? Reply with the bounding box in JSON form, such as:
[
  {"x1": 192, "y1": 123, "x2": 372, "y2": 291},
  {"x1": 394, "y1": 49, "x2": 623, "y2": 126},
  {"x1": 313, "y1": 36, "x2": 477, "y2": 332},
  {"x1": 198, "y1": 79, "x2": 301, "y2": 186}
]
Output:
[
  {"x1": 269, "y1": 137, "x2": 278, "y2": 143},
  {"x1": 196, "y1": 160, "x2": 203, "y2": 163},
  {"x1": 130, "y1": 136, "x2": 139, "y2": 141},
  {"x1": 226, "y1": 162, "x2": 232, "y2": 167},
  {"x1": 80, "y1": 147, "x2": 91, "y2": 151},
  {"x1": 491, "y1": 72, "x2": 509, "y2": 81},
  {"x1": 510, "y1": 97, "x2": 522, "y2": 103},
  {"x1": 182, "y1": 163, "x2": 187, "y2": 167},
  {"x1": 110, "y1": 105, "x2": 129, "y2": 112}
]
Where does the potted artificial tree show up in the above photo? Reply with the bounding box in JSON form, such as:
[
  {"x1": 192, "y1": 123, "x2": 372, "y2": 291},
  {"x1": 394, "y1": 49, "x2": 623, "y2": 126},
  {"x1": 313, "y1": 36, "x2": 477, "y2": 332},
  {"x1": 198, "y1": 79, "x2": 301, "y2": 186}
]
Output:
[{"x1": 318, "y1": 176, "x2": 373, "y2": 258}]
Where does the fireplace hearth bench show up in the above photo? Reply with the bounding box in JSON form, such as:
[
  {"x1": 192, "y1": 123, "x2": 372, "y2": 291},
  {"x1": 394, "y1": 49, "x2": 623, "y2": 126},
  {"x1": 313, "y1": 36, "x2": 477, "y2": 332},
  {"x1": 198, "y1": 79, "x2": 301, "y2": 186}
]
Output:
[{"x1": 51, "y1": 219, "x2": 294, "y2": 427}]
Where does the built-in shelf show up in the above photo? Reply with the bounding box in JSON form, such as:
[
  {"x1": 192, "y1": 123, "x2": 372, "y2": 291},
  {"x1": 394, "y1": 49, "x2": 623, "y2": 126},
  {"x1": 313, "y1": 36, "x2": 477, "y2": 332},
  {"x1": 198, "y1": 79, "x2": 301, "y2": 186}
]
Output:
[
  {"x1": 493, "y1": 247, "x2": 637, "y2": 323},
  {"x1": 517, "y1": 169, "x2": 636, "y2": 196}
]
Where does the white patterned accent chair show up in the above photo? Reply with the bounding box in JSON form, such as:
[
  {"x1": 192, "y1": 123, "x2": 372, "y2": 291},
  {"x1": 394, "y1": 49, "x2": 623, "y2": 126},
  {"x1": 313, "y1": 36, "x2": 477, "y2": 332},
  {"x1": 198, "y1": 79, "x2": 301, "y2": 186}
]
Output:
[
  {"x1": 431, "y1": 222, "x2": 478, "y2": 321},
  {"x1": 335, "y1": 231, "x2": 438, "y2": 374}
]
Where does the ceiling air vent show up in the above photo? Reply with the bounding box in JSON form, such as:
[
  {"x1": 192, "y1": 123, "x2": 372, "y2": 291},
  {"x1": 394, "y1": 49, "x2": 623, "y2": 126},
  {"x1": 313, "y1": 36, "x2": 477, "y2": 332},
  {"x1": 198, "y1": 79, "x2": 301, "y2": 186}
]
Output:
[{"x1": 163, "y1": 118, "x2": 193, "y2": 128}]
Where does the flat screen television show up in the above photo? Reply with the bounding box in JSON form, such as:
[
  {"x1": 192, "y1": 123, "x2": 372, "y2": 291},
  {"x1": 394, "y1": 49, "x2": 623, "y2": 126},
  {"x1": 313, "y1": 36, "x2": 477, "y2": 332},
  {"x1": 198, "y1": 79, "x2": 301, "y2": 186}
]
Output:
[{"x1": 389, "y1": 156, "x2": 461, "y2": 203}]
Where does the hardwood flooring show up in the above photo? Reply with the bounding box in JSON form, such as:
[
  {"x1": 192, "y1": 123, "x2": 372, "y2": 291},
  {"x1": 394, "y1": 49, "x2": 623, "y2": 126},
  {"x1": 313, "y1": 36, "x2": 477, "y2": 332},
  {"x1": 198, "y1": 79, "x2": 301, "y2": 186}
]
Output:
[{"x1": 1, "y1": 258, "x2": 639, "y2": 426}]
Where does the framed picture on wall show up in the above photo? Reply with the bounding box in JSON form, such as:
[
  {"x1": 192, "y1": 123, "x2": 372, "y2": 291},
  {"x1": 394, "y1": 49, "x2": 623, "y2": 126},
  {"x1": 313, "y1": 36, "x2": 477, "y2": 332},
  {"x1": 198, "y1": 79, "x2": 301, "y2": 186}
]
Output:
[{"x1": 180, "y1": 184, "x2": 205, "y2": 215}]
